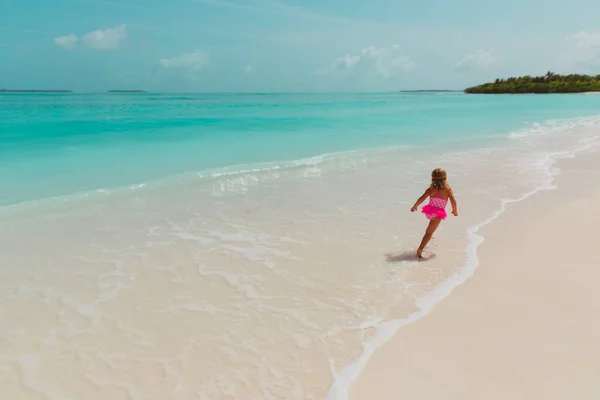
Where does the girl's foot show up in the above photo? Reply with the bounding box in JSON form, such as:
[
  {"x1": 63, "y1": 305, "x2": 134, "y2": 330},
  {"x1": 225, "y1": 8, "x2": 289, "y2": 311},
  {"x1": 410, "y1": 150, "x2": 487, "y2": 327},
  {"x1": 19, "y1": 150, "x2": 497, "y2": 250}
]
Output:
[{"x1": 416, "y1": 248, "x2": 424, "y2": 259}]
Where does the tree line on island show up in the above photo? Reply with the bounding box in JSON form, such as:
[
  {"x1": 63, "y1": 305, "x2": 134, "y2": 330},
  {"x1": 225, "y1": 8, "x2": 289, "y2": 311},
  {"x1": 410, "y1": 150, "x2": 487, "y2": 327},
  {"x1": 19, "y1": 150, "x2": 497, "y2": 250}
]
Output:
[{"x1": 465, "y1": 72, "x2": 600, "y2": 94}]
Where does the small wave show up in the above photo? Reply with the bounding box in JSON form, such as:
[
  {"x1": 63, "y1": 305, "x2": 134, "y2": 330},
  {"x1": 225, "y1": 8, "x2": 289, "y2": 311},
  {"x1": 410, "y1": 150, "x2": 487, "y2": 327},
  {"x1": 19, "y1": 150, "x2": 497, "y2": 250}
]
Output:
[
  {"x1": 509, "y1": 115, "x2": 600, "y2": 139},
  {"x1": 0, "y1": 145, "x2": 412, "y2": 215},
  {"x1": 3, "y1": 113, "x2": 600, "y2": 216}
]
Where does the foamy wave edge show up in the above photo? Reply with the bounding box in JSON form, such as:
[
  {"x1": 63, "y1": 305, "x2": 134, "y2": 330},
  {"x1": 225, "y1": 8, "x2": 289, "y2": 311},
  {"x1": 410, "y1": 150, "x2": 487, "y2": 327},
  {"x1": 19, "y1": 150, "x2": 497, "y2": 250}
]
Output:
[
  {"x1": 326, "y1": 120, "x2": 600, "y2": 400},
  {"x1": 0, "y1": 145, "x2": 413, "y2": 214}
]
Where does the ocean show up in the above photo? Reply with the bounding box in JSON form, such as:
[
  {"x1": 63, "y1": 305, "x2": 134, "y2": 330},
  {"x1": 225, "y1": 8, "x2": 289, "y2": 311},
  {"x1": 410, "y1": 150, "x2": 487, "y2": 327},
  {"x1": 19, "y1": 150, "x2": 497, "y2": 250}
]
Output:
[{"x1": 1, "y1": 92, "x2": 600, "y2": 399}]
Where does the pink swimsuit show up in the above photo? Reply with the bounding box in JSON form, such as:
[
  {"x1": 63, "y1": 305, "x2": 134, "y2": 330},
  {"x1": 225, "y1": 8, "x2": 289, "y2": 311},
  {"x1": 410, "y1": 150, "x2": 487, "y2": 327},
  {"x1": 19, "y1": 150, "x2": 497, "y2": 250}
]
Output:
[{"x1": 421, "y1": 191, "x2": 448, "y2": 220}]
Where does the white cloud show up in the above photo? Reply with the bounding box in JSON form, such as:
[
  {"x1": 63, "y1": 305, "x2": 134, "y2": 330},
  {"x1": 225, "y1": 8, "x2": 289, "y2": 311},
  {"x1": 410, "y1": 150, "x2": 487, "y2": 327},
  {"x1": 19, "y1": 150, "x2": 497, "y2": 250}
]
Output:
[
  {"x1": 454, "y1": 50, "x2": 493, "y2": 73},
  {"x1": 361, "y1": 46, "x2": 415, "y2": 77},
  {"x1": 569, "y1": 31, "x2": 600, "y2": 51},
  {"x1": 331, "y1": 54, "x2": 361, "y2": 71},
  {"x1": 82, "y1": 25, "x2": 127, "y2": 50},
  {"x1": 243, "y1": 64, "x2": 253, "y2": 74},
  {"x1": 159, "y1": 51, "x2": 210, "y2": 71},
  {"x1": 565, "y1": 31, "x2": 600, "y2": 69},
  {"x1": 323, "y1": 45, "x2": 415, "y2": 78},
  {"x1": 54, "y1": 34, "x2": 78, "y2": 50}
]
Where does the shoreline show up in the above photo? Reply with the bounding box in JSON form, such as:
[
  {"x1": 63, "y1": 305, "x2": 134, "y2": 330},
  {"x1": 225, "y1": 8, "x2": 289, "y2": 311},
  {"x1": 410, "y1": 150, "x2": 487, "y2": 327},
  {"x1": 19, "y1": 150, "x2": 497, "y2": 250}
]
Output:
[
  {"x1": 345, "y1": 148, "x2": 600, "y2": 399},
  {"x1": 326, "y1": 142, "x2": 593, "y2": 399},
  {"x1": 3, "y1": 92, "x2": 600, "y2": 398}
]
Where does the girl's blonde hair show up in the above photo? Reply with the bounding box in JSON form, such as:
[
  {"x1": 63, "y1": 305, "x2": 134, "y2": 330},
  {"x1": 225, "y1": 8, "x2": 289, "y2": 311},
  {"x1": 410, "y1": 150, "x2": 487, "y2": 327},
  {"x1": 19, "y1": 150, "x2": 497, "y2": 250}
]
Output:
[{"x1": 429, "y1": 168, "x2": 450, "y2": 191}]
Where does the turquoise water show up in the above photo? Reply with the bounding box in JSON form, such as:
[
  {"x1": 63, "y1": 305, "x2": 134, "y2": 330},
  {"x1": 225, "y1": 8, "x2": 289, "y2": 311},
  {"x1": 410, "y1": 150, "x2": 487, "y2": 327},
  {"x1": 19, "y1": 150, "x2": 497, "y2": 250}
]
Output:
[
  {"x1": 2, "y1": 92, "x2": 600, "y2": 400},
  {"x1": 2, "y1": 92, "x2": 600, "y2": 205}
]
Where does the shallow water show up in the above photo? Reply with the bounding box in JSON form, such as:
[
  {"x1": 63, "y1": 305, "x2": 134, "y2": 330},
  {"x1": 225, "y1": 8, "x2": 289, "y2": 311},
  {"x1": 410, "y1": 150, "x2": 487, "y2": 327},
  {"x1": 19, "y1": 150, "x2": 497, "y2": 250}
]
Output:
[{"x1": 1, "y1": 93, "x2": 600, "y2": 399}]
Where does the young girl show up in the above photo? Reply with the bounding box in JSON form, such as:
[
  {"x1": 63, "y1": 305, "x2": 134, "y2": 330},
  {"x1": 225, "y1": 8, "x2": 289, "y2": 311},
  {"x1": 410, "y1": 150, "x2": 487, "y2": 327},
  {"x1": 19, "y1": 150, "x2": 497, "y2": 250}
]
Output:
[{"x1": 410, "y1": 168, "x2": 458, "y2": 258}]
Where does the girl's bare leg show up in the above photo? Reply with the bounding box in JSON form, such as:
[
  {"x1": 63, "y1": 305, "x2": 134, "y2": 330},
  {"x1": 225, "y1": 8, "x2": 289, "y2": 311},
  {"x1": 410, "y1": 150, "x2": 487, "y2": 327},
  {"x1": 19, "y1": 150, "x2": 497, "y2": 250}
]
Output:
[{"x1": 417, "y1": 218, "x2": 442, "y2": 258}]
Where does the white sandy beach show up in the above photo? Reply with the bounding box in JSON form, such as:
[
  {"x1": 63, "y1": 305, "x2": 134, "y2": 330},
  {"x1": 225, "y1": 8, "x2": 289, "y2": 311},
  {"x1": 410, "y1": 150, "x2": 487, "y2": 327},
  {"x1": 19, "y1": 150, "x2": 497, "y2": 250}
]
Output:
[
  {"x1": 350, "y1": 150, "x2": 600, "y2": 400},
  {"x1": 2, "y1": 99, "x2": 600, "y2": 398}
]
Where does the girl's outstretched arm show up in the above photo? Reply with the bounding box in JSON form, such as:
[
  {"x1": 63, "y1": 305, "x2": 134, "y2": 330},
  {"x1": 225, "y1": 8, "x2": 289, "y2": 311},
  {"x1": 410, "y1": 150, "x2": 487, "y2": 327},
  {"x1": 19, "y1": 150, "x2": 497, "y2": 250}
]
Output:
[
  {"x1": 411, "y1": 188, "x2": 430, "y2": 212},
  {"x1": 449, "y1": 189, "x2": 458, "y2": 216}
]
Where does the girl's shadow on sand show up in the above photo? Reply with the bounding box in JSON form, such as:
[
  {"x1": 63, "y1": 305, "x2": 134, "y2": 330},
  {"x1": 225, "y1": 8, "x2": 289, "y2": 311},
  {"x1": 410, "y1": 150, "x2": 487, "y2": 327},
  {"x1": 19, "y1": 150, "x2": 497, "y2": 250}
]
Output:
[{"x1": 385, "y1": 251, "x2": 436, "y2": 263}]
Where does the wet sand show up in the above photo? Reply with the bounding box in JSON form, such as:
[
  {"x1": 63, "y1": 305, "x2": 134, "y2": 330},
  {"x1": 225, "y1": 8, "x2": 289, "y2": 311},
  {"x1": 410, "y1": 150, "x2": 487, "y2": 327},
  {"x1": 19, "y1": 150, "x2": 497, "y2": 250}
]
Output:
[{"x1": 350, "y1": 151, "x2": 600, "y2": 400}]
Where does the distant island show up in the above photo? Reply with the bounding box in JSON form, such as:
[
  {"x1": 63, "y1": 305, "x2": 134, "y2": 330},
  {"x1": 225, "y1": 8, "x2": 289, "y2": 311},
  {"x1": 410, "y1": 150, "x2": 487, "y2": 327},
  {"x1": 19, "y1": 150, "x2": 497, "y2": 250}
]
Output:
[
  {"x1": 465, "y1": 72, "x2": 600, "y2": 94},
  {"x1": 0, "y1": 89, "x2": 72, "y2": 93}
]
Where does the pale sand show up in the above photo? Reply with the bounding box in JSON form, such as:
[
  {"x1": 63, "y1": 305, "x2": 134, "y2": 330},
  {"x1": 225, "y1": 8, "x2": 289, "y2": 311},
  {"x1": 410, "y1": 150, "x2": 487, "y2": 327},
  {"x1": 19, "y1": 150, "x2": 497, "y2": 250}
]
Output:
[{"x1": 350, "y1": 151, "x2": 600, "y2": 400}]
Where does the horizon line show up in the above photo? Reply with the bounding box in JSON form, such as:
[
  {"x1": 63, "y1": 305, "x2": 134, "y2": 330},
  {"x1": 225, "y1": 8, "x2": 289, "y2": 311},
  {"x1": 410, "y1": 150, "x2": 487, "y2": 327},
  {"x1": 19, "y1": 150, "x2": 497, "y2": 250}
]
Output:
[{"x1": 1, "y1": 89, "x2": 466, "y2": 94}]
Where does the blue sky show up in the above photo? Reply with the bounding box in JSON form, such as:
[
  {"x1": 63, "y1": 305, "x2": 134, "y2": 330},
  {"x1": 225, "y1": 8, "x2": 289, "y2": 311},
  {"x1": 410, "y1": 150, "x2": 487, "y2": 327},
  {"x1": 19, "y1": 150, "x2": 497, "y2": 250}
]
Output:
[{"x1": 1, "y1": 0, "x2": 600, "y2": 92}]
